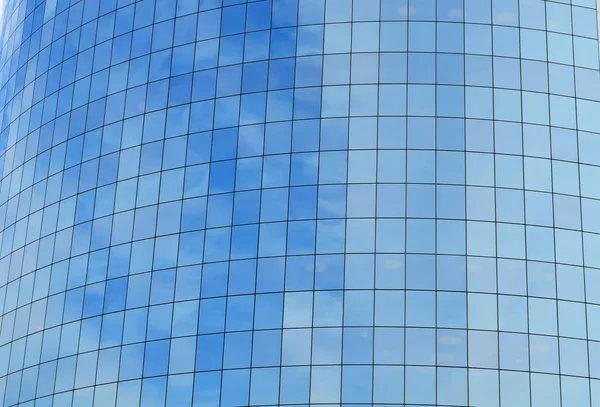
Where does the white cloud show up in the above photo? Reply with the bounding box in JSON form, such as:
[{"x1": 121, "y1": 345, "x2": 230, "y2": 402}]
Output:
[
  {"x1": 447, "y1": 8, "x2": 463, "y2": 20},
  {"x1": 398, "y1": 5, "x2": 416, "y2": 17},
  {"x1": 547, "y1": 20, "x2": 561, "y2": 31},
  {"x1": 496, "y1": 12, "x2": 516, "y2": 24}
]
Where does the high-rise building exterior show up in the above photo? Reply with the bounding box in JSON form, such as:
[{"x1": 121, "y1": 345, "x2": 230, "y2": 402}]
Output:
[{"x1": 1, "y1": 0, "x2": 600, "y2": 406}]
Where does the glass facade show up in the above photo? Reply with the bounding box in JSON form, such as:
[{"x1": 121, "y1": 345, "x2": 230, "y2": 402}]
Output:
[{"x1": 1, "y1": 0, "x2": 600, "y2": 405}]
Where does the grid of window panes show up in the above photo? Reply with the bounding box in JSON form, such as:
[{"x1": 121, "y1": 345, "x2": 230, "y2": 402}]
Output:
[{"x1": 2, "y1": 0, "x2": 600, "y2": 406}]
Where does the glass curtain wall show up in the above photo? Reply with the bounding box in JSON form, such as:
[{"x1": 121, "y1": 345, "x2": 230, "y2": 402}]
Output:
[{"x1": 1, "y1": 0, "x2": 600, "y2": 406}]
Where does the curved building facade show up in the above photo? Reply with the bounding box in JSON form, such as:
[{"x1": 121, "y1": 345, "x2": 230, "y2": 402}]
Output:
[{"x1": 1, "y1": 0, "x2": 600, "y2": 406}]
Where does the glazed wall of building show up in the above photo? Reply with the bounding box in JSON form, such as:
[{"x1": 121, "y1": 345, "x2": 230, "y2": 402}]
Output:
[{"x1": 0, "y1": 0, "x2": 600, "y2": 406}]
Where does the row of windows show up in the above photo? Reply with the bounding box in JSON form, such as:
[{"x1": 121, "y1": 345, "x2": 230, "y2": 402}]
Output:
[
  {"x1": 4, "y1": 26, "x2": 600, "y2": 146},
  {"x1": 0, "y1": 330, "x2": 599, "y2": 390},
  {"x1": 0, "y1": 330, "x2": 599, "y2": 391},
  {"x1": 2, "y1": 0, "x2": 598, "y2": 78},
  {"x1": 4, "y1": 253, "x2": 599, "y2": 306},
  {"x1": 7, "y1": 50, "x2": 600, "y2": 142},
  {"x1": 3, "y1": 187, "x2": 600, "y2": 259},
  {"x1": 8, "y1": 51, "x2": 600, "y2": 111},
  {"x1": 4, "y1": 0, "x2": 598, "y2": 52},
  {"x1": 3, "y1": 20, "x2": 600, "y2": 118},
  {"x1": 8, "y1": 49, "x2": 600, "y2": 129},
  {"x1": 3, "y1": 18, "x2": 600, "y2": 143},
  {"x1": 1, "y1": 0, "x2": 596, "y2": 80},
  {"x1": 7, "y1": 279, "x2": 600, "y2": 329},
  {"x1": 7, "y1": 145, "x2": 600, "y2": 200},
  {"x1": 6, "y1": 85, "x2": 600, "y2": 153},
  {"x1": 1, "y1": 366, "x2": 599, "y2": 407},
  {"x1": 6, "y1": 152, "x2": 600, "y2": 233},
  {"x1": 3, "y1": 181, "x2": 600, "y2": 234},
  {"x1": 1, "y1": 217, "x2": 600, "y2": 270},
  {"x1": 5, "y1": 85, "x2": 600, "y2": 168},
  {"x1": 5, "y1": 285, "x2": 600, "y2": 340},
  {"x1": 3, "y1": 250, "x2": 600, "y2": 344},
  {"x1": 1, "y1": 143, "x2": 600, "y2": 208},
  {"x1": 5, "y1": 16, "x2": 600, "y2": 86},
  {"x1": 4, "y1": 163, "x2": 600, "y2": 265},
  {"x1": 5, "y1": 116, "x2": 600, "y2": 185},
  {"x1": 2, "y1": 192, "x2": 600, "y2": 259},
  {"x1": 3, "y1": 91, "x2": 600, "y2": 198}
]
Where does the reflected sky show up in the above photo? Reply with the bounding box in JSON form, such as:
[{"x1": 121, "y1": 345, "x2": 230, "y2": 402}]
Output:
[{"x1": 0, "y1": 0, "x2": 599, "y2": 406}]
